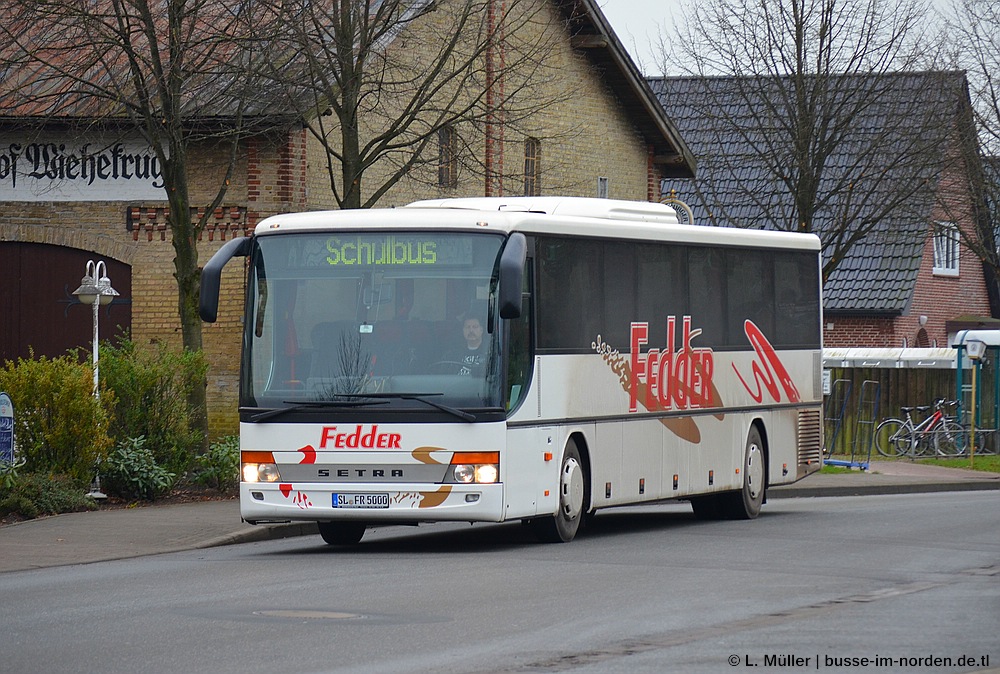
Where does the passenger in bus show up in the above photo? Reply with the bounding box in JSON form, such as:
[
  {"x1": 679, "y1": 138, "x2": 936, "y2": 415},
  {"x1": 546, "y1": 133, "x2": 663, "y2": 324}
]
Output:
[{"x1": 442, "y1": 316, "x2": 488, "y2": 376}]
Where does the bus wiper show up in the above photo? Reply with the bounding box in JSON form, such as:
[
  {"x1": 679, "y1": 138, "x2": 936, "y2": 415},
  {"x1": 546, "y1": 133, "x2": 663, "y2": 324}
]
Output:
[
  {"x1": 246, "y1": 398, "x2": 389, "y2": 423},
  {"x1": 336, "y1": 393, "x2": 477, "y2": 422}
]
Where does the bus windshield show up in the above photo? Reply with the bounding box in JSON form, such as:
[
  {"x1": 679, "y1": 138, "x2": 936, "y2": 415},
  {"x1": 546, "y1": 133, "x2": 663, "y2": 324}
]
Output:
[{"x1": 242, "y1": 231, "x2": 507, "y2": 412}]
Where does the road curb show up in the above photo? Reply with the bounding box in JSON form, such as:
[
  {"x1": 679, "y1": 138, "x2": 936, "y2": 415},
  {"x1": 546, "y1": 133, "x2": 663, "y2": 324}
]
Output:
[
  {"x1": 770, "y1": 480, "x2": 1000, "y2": 499},
  {"x1": 198, "y1": 521, "x2": 319, "y2": 549}
]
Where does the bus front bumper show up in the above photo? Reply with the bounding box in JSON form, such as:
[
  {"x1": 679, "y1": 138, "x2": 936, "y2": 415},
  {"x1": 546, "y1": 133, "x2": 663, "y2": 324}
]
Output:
[{"x1": 240, "y1": 482, "x2": 506, "y2": 524}]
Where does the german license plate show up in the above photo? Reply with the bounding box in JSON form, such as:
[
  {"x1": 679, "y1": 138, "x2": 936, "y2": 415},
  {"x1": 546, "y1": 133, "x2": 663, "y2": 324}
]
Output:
[{"x1": 332, "y1": 493, "x2": 389, "y2": 509}]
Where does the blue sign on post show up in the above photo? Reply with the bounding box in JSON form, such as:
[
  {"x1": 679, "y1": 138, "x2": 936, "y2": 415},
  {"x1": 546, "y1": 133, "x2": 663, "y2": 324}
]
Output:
[{"x1": 0, "y1": 392, "x2": 14, "y2": 465}]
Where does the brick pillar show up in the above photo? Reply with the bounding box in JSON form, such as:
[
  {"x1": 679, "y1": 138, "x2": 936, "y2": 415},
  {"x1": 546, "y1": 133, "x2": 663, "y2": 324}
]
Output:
[{"x1": 246, "y1": 136, "x2": 262, "y2": 227}]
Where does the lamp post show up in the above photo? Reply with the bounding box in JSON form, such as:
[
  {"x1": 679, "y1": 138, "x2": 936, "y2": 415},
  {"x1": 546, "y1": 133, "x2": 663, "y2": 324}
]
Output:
[
  {"x1": 965, "y1": 339, "x2": 987, "y2": 469},
  {"x1": 72, "y1": 260, "x2": 119, "y2": 398}
]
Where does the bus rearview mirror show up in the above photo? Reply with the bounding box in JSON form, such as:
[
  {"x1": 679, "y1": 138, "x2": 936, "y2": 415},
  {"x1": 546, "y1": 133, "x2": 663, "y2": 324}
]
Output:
[{"x1": 498, "y1": 233, "x2": 526, "y2": 319}]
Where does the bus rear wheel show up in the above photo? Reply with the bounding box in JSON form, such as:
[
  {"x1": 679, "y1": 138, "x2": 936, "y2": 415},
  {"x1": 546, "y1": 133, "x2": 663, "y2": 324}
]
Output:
[
  {"x1": 317, "y1": 521, "x2": 367, "y2": 546},
  {"x1": 728, "y1": 426, "x2": 765, "y2": 519},
  {"x1": 532, "y1": 440, "x2": 587, "y2": 543}
]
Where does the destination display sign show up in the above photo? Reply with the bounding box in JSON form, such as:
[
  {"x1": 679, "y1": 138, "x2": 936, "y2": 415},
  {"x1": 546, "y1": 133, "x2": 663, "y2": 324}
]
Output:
[{"x1": 261, "y1": 232, "x2": 489, "y2": 270}]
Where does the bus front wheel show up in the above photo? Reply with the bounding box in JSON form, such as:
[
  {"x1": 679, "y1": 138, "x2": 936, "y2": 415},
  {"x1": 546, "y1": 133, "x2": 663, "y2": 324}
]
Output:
[
  {"x1": 532, "y1": 440, "x2": 587, "y2": 543},
  {"x1": 317, "y1": 521, "x2": 367, "y2": 546}
]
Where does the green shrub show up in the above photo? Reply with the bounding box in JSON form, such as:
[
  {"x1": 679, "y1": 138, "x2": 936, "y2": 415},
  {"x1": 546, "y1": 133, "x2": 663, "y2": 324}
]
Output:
[
  {"x1": 0, "y1": 354, "x2": 112, "y2": 481},
  {"x1": 195, "y1": 435, "x2": 240, "y2": 492},
  {"x1": 0, "y1": 458, "x2": 24, "y2": 491},
  {"x1": 0, "y1": 472, "x2": 97, "y2": 519},
  {"x1": 100, "y1": 337, "x2": 208, "y2": 475},
  {"x1": 99, "y1": 436, "x2": 175, "y2": 501}
]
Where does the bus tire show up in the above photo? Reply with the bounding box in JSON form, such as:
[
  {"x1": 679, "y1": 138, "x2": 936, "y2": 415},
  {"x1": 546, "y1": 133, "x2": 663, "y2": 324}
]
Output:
[
  {"x1": 532, "y1": 440, "x2": 587, "y2": 543},
  {"x1": 725, "y1": 426, "x2": 766, "y2": 519},
  {"x1": 317, "y1": 521, "x2": 367, "y2": 546}
]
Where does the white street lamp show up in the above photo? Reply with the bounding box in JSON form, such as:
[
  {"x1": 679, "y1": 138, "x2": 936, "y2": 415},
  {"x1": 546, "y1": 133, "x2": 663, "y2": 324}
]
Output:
[
  {"x1": 965, "y1": 339, "x2": 987, "y2": 468},
  {"x1": 72, "y1": 260, "x2": 119, "y2": 398}
]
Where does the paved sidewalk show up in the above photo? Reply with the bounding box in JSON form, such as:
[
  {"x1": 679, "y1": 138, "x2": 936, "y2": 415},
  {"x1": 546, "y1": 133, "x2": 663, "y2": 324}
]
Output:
[
  {"x1": 1, "y1": 461, "x2": 997, "y2": 573},
  {"x1": 771, "y1": 459, "x2": 1000, "y2": 498}
]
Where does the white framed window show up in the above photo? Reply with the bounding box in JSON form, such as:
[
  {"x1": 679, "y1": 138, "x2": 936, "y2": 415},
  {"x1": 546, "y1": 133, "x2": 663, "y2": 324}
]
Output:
[
  {"x1": 932, "y1": 221, "x2": 959, "y2": 276},
  {"x1": 597, "y1": 176, "x2": 609, "y2": 199}
]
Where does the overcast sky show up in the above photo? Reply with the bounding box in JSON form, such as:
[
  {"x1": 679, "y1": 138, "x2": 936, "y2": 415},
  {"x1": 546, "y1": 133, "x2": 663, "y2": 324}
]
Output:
[
  {"x1": 599, "y1": 0, "x2": 956, "y2": 77},
  {"x1": 598, "y1": 0, "x2": 685, "y2": 76}
]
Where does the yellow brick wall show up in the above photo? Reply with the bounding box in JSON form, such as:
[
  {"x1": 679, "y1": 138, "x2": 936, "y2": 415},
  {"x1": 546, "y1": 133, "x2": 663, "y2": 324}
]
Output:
[
  {"x1": 3, "y1": 1, "x2": 660, "y2": 439},
  {"x1": 305, "y1": 0, "x2": 654, "y2": 208}
]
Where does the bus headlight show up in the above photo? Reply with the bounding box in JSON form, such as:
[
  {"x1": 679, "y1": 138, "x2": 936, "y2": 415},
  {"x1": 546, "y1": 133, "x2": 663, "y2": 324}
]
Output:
[
  {"x1": 450, "y1": 452, "x2": 499, "y2": 484},
  {"x1": 474, "y1": 464, "x2": 498, "y2": 484},
  {"x1": 242, "y1": 462, "x2": 281, "y2": 483},
  {"x1": 453, "y1": 464, "x2": 476, "y2": 483},
  {"x1": 241, "y1": 451, "x2": 280, "y2": 483}
]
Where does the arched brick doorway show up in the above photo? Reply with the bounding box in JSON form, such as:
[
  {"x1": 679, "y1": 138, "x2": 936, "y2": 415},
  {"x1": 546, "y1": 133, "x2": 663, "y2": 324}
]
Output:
[{"x1": 0, "y1": 243, "x2": 132, "y2": 362}]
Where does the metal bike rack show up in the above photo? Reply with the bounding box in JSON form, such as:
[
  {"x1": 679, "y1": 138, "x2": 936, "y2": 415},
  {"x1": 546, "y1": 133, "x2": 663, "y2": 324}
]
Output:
[
  {"x1": 825, "y1": 380, "x2": 879, "y2": 470},
  {"x1": 824, "y1": 378, "x2": 852, "y2": 457}
]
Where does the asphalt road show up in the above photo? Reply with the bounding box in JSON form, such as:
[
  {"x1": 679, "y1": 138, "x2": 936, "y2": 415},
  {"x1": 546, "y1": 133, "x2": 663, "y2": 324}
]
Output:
[{"x1": 2, "y1": 491, "x2": 997, "y2": 674}]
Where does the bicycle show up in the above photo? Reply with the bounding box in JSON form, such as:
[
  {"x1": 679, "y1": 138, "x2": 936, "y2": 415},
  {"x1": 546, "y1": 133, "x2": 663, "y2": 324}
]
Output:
[{"x1": 874, "y1": 399, "x2": 964, "y2": 457}]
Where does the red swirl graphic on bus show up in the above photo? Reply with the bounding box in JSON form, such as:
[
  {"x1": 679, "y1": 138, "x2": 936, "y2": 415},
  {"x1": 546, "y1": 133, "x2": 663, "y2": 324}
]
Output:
[
  {"x1": 297, "y1": 444, "x2": 317, "y2": 464},
  {"x1": 732, "y1": 320, "x2": 800, "y2": 403}
]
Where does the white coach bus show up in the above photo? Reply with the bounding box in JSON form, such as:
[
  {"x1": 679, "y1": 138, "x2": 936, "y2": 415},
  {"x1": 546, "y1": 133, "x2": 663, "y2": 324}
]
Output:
[{"x1": 199, "y1": 197, "x2": 823, "y2": 545}]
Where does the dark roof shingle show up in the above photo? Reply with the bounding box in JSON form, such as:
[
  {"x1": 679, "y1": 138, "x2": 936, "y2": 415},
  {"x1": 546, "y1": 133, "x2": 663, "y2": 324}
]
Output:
[{"x1": 648, "y1": 71, "x2": 967, "y2": 314}]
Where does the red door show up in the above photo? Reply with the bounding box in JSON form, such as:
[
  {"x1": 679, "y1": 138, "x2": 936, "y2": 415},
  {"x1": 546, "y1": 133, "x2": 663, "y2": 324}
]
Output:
[{"x1": 0, "y1": 243, "x2": 132, "y2": 363}]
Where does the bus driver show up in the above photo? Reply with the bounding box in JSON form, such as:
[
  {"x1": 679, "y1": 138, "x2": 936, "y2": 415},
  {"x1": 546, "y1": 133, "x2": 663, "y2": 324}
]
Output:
[{"x1": 444, "y1": 316, "x2": 488, "y2": 376}]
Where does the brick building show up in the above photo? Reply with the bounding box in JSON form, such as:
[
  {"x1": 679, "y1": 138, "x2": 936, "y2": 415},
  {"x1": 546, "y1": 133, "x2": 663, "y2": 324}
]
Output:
[
  {"x1": 0, "y1": 0, "x2": 695, "y2": 435},
  {"x1": 649, "y1": 71, "x2": 998, "y2": 350}
]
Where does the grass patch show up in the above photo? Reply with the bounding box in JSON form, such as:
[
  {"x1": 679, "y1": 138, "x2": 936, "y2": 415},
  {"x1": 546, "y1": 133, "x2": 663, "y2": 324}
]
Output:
[
  {"x1": 916, "y1": 455, "x2": 1000, "y2": 473},
  {"x1": 820, "y1": 463, "x2": 866, "y2": 474}
]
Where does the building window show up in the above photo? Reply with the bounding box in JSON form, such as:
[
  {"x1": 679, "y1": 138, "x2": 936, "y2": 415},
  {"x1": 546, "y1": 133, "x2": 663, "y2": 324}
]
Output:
[
  {"x1": 524, "y1": 138, "x2": 540, "y2": 196},
  {"x1": 438, "y1": 126, "x2": 457, "y2": 188},
  {"x1": 933, "y1": 221, "x2": 959, "y2": 276},
  {"x1": 597, "y1": 176, "x2": 609, "y2": 198}
]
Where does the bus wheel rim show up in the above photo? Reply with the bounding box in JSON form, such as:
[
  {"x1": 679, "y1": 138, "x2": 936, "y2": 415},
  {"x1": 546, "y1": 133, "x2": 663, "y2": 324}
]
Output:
[
  {"x1": 561, "y1": 457, "x2": 584, "y2": 520},
  {"x1": 746, "y1": 442, "x2": 764, "y2": 500}
]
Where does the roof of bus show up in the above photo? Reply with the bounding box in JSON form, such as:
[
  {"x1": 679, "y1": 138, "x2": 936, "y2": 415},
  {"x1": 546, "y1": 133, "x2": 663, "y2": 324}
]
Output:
[{"x1": 253, "y1": 197, "x2": 821, "y2": 251}]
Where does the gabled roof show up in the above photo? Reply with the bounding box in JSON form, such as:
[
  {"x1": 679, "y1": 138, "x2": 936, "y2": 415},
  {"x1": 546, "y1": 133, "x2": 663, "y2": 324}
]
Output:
[
  {"x1": 0, "y1": 0, "x2": 697, "y2": 178},
  {"x1": 556, "y1": 0, "x2": 695, "y2": 178},
  {"x1": 0, "y1": 3, "x2": 290, "y2": 124},
  {"x1": 648, "y1": 71, "x2": 970, "y2": 314}
]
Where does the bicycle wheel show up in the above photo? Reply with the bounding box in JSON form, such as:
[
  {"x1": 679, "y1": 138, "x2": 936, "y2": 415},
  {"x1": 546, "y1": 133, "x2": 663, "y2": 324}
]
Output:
[
  {"x1": 874, "y1": 419, "x2": 909, "y2": 457},
  {"x1": 933, "y1": 420, "x2": 964, "y2": 456},
  {"x1": 912, "y1": 432, "x2": 933, "y2": 457},
  {"x1": 951, "y1": 425, "x2": 969, "y2": 455},
  {"x1": 973, "y1": 430, "x2": 991, "y2": 454},
  {"x1": 953, "y1": 428, "x2": 988, "y2": 456}
]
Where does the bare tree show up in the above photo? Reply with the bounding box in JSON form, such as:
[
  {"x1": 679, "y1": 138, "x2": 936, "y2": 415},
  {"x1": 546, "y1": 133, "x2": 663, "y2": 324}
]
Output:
[
  {"x1": 0, "y1": 0, "x2": 276, "y2": 440},
  {"x1": 251, "y1": 0, "x2": 572, "y2": 209},
  {"x1": 945, "y1": 0, "x2": 1000, "y2": 228},
  {"x1": 655, "y1": 0, "x2": 950, "y2": 281},
  {"x1": 946, "y1": 0, "x2": 999, "y2": 155},
  {"x1": 938, "y1": 0, "x2": 1000, "y2": 308}
]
